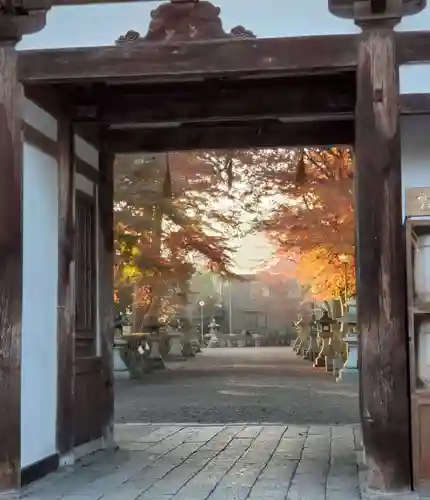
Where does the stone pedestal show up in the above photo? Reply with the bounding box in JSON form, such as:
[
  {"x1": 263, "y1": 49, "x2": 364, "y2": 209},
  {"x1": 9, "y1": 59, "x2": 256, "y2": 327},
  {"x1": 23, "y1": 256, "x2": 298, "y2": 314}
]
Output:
[
  {"x1": 325, "y1": 345, "x2": 334, "y2": 372},
  {"x1": 298, "y1": 326, "x2": 310, "y2": 357},
  {"x1": 190, "y1": 338, "x2": 201, "y2": 353},
  {"x1": 305, "y1": 333, "x2": 318, "y2": 362},
  {"x1": 113, "y1": 338, "x2": 128, "y2": 373},
  {"x1": 149, "y1": 336, "x2": 166, "y2": 369},
  {"x1": 337, "y1": 332, "x2": 358, "y2": 383},
  {"x1": 182, "y1": 337, "x2": 196, "y2": 357},
  {"x1": 314, "y1": 331, "x2": 331, "y2": 368},
  {"x1": 327, "y1": 325, "x2": 342, "y2": 373},
  {"x1": 167, "y1": 331, "x2": 186, "y2": 360},
  {"x1": 208, "y1": 335, "x2": 221, "y2": 348},
  {"x1": 293, "y1": 334, "x2": 301, "y2": 352},
  {"x1": 330, "y1": 323, "x2": 345, "y2": 376}
]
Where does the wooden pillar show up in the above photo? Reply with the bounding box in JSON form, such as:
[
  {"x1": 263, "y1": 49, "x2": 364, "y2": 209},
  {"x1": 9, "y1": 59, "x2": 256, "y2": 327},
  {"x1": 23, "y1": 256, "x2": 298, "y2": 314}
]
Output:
[
  {"x1": 56, "y1": 116, "x2": 76, "y2": 456},
  {"x1": 355, "y1": 25, "x2": 411, "y2": 490},
  {"x1": 0, "y1": 43, "x2": 23, "y2": 492},
  {"x1": 98, "y1": 146, "x2": 115, "y2": 443}
]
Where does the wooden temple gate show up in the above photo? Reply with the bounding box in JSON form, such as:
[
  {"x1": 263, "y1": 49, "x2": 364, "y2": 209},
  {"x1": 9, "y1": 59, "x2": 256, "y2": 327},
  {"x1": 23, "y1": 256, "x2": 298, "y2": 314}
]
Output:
[{"x1": 1, "y1": 0, "x2": 430, "y2": 494}]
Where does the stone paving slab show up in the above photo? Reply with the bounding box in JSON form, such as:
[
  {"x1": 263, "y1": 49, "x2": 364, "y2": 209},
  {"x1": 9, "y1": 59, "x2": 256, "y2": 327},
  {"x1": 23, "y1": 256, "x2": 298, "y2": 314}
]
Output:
[{"x1": 19, "y1": 424, "x2": 367, "y2": 500}]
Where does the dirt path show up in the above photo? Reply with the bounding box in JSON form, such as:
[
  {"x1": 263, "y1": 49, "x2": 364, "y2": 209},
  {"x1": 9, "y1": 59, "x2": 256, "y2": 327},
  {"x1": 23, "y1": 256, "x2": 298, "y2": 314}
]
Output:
[{"x1": 114, "y1": 347, "x2": 360, "y2": 425}]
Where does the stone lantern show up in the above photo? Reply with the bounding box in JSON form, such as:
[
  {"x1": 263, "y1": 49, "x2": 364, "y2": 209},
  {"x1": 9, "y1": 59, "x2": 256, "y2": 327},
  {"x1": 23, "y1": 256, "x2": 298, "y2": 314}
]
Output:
[
  {"x1": 293, "y1": 316, "x2": 310, "y2": 357},
  {"x1": 293, "y1": 316, "x2": 303, "y2": 355},
  {"x1": 207, "y1": 318, "x2": 222, "y2": 348},
  {"x1": 314, "y1": 310, "x2": 336, "y2": 368},
  {"x1": 167, "y1": 324, "x2": 186, "y2": 361},
  {"x1": 328, "y1": 0, "x2": 425, "y2": 23},
  {"x1": 208, "y1": 318, "x2": 219, "y2": 335},
  {"x1": 327, "y1": 299, "x2": 344, "y2": 376},
  {"x1": 146, "y1": 318, "x2": 166, "y2": 370},
  {"x1": 304, "y1": 312, "x2": 319, "y2": 362},
  {"x1": 337, "y1": 298, "x2": 358, "y2": 383}
]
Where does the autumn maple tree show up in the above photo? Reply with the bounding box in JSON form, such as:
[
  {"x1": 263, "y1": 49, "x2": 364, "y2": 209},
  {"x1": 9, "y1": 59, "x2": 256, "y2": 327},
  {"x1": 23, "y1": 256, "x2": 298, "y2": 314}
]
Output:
[
  {"x1": 114, "y1": 152, "x2": 245, "y2": 329},
  {"x1": 115, "y1": 146, "x2": 356, "y2": 330},
  {"x1": 195, "y1": 147, "x2": 356, "y2": 300},
  {"x1": 261, "y1": 147, "x2": 356, "y2": 300}
]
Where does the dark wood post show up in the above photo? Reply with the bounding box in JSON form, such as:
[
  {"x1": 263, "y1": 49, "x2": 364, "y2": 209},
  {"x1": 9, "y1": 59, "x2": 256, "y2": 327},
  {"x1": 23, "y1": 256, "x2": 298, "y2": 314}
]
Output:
[
  {"x1": 355, "y1": 23, "x2": 411, "y2": 491},
  {"x1": 56, "y1": 116, "x2": 76, "y2": 456},
  {"x1": 0, "y1": 6, "x2": 50, "y2": 491},
  {"x1": 98, "y1": 146, "x2": 115, "y2": 443},
  {"x1": 0, "y1": 42, "x2": 23, "y2": 493}
]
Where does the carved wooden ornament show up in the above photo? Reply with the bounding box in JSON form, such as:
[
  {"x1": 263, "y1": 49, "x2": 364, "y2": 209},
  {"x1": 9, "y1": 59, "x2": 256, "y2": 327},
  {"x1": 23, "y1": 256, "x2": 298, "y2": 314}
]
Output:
[{"x1": 116, "y1": 0, "x2": 256, "y2": 45}]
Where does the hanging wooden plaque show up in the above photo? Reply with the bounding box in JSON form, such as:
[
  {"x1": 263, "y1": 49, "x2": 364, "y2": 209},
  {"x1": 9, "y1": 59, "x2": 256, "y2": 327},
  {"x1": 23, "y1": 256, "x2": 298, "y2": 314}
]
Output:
[{"x1": 406, "y1": 187, "x2": 430, "y2": 217}]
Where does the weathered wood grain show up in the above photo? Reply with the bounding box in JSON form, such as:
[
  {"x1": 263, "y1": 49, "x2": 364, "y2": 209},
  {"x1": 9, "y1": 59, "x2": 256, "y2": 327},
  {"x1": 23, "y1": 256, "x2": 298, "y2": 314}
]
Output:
[
  {"x1": 400, "y1": 93, "x2": 430, "y2": 115},
  {"x1": 98, "y1": 147, "x2": 115, "y2": 443},
  {"x1": 70, "y1": 72, "x2": 356, "y2": 126},
  {"x1": 0, "y1": 44, "x2": 22, "y2": 493},
  {"x1": 106, "y1": 119, "x2": 354, "y2": 153},
  {"x1": 18, "y1": 31, "x2": 430, "y2": 86},
  {"x1": 56, "y1": 115, "x2": 76, "y2": 455},
  {"x1": 18, "y1": 34, "x2": 359, "y2": 84},
  {"x1": 355, "y1": 27, "x2": 411, "y2": 491},
  {"x1": 397, "y1": 30, "x2": 430, "y2": 64}
]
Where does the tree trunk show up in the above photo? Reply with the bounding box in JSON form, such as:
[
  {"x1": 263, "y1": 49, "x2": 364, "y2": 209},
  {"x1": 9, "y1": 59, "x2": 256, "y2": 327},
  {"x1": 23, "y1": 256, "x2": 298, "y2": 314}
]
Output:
[{"x1": 146, "y1": 204, "x2": 163, "y2": 326}]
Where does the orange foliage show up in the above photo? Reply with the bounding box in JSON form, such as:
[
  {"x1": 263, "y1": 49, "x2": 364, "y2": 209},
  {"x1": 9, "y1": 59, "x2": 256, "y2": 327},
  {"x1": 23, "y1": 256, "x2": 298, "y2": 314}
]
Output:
[
  {"x1": 114, "y1": 152, "x2": 241, "y2": 324},
  {"x1": 295, "y1": 247, "x2": 355, "y2": 300},
  {"x1": 264, "y1": 148, "x2": 356, "y2": 299}
]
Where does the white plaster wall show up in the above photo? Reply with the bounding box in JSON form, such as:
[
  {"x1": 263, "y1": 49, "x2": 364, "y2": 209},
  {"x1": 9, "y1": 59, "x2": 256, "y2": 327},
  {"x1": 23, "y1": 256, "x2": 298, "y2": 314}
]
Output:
[
  {"x1": 76, "y1": 173, "x2": 95, "y2": 197},
  {"x1": 401, "y1": 115, "x2": 430, "y2": 219},
  {"x1": 75, "y1": 136, "x2": 99, "y2": 169},
  {"x1": 23, "y1": 98, "x2": 57, "y2": 141},
  {"x1": 21, "y1": 143, "x2": 58, "y2": 468}
]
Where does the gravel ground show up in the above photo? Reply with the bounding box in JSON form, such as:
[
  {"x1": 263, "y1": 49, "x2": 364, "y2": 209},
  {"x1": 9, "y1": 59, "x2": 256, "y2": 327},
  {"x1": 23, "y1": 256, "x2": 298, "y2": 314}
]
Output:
[{"x1": 114, "y1": 346, "x2": 360, "y2": 425}]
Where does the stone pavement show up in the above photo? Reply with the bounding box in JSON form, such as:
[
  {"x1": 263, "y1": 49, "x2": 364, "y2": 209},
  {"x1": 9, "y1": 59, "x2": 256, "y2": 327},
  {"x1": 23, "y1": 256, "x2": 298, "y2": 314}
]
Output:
[{"x1": 21, "y1": 424, "x2": 363, "y2": 500}]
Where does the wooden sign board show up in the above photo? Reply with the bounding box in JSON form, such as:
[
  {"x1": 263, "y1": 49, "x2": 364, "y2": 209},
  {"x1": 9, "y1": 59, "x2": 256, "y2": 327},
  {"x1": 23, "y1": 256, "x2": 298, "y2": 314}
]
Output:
[{"x1": 406, "y1": 187, "x2": 430, "y2": 217}]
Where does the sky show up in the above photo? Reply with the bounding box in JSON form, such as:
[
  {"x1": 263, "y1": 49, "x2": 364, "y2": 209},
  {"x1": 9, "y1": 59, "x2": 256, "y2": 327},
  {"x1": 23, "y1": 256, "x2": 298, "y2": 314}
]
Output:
[
  {"x1": 233, "y1": 232, "x2": 276, "y2": 273},
  {"x1": 18, "y1": 0, "x2": 362, "y2": 50},
  {"x1": 17, "y1": 0, "x2": 429, "y2": 52}
]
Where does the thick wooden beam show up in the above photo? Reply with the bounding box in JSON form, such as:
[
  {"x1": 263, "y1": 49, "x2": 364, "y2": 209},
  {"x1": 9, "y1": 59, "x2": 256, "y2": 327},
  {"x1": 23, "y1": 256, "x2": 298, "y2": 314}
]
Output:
[
  {"x1": 400, "y1": 93, "x2": 430, "y2": 115},
  {"x1": 18, "y1": 34, "x2": 359, "y2": 84},
  {"x1": 70, "y1": 73, "x2": 356, "y2": 125},
  {"x1": 18, "y1": 31, "x2": 430, "y2": 86},
  {"x1": 56, "y1": 115, "x2": 76, "y2": 456},
  {"x1": 397, "y1": 31, "x2": 430, "y2": 64},
  {"x1": 355, "y1": 27, "x2": 411, "y2": 491},
  {"x1": 97, "y1": 146, "x2": 115, "y2": 445},
  {"x1": 106, "y1": 119, "x2": 354, "y2": 153},
  {"x1": 0, "y1": 44, "x2": 22, "y2": 493}
]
